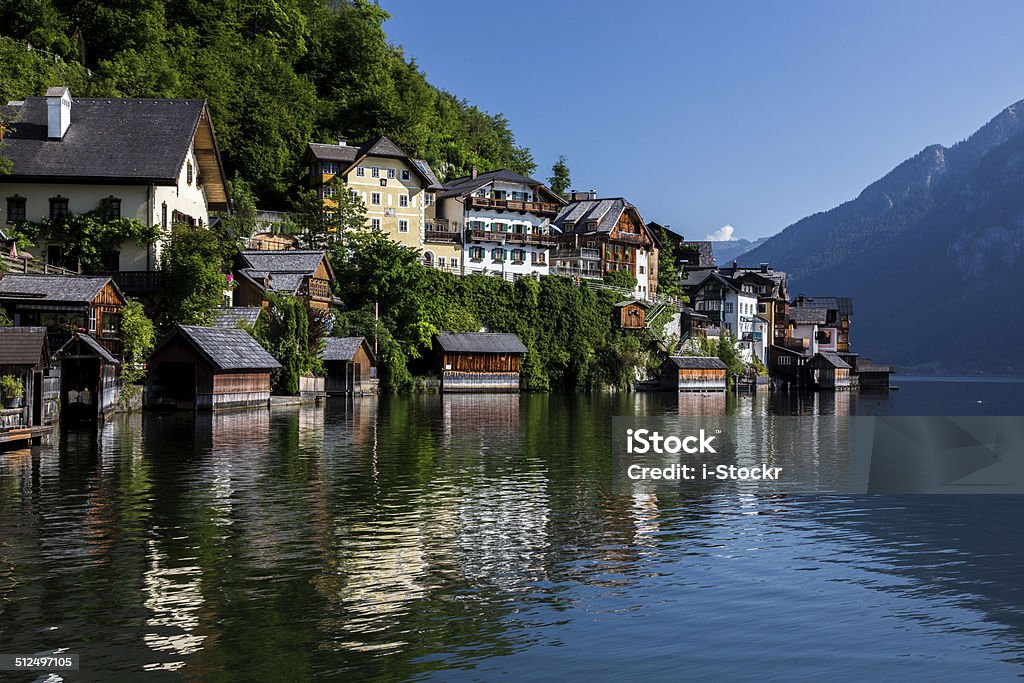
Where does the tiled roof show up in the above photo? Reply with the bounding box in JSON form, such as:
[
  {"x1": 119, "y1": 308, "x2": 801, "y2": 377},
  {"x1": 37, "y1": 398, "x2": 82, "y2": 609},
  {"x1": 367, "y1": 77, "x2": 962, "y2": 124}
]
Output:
[
  {"x1": 54, "y1": 332, "x2": 119, "y2": 364},
  {"x1": 553, "y1": 198, "x2": 633, "y2": 234},
  {"x1": 170, "y1": 325, "x2": 280, "y2": 371},
  {"x1": 238, "y1": 250, "x2": 325, "y2": 274},
  {"x1": 321, "y1": 336, "x2": 369, "y2": 362},
  {"x1": 0, "y1": 326, "x2": 48, "y2": 365},
  {"x1": 665, "y1": 356, "x2": 727, "y2": 370},
  {"x1": 440, "y1": 168, "x2": 543, "y2": 198},
  {"x1": 789, "y1": 307, "x2": 828, "y2": 324},
  {"x1": 2, "y1": 97, "x2": 205, "y2": 182},
  {"x1": 435, "y1": 332, "x2": 528, "y2": 354},
  {"x1": 306, "y1": 137, "x2": 442, "y2": 191},
  {"x1": 211, "y1": 307, "x2": 262, "y2": 329},
  {"x1": 812, "y1": 351, "x2": 851, "y2": 369},
  {"x1": 412, "y1": 159, "x2": 444, "y2": 190},
  {"x1": 0, "y1": 273, "x2": 118, "y2": 305},
  {"x1": 794, "y1": 296, "x2": 853, "y2": 316},
  {"x1": 306, "y1": 142, "x2": 360, "y2": 163}
]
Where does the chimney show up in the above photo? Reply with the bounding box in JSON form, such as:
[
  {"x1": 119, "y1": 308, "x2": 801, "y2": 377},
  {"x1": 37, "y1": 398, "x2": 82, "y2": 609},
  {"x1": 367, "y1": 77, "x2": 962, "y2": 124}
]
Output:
[
  {"x1": 471, "y1": 165, "x2": 478, "y2": 179},
  {"x1": 760, "y1": 263, "x2": 769, "y2": 273},
  {"x1": 570, "y1": 190, "x2": 593, "y2": 201},
  {"x1": 337, "y1": 137, "x2": 347, "y2": 147},
  {"x1": 732, "y1": 259, "x2": 738, "y2": 270},
  {"x1": 46, "y1": 86, "x2": 71, "y2": 140},
  {"x1": 588, "y1": 189, "x2": 597, "y2": 200}
]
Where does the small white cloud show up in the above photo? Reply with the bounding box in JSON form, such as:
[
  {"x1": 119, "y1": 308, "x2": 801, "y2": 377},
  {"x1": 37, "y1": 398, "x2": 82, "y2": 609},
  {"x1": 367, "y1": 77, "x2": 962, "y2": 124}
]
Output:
[{"x1": 705, "y1": 225, "x2": 736, "y2": 242}]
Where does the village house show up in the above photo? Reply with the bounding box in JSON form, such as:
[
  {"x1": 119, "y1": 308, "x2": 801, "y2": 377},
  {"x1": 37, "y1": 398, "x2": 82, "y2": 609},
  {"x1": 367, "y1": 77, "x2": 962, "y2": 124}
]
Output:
[
  {"x1": 435, "y1": 168, "x2": 566, "y2": 280},
  {"x1": 321, "y1": 337, "x2": 377, "y2": 395},
  {"x1": 433, "y1": 332, "x2": 527, "y2": 393},
  {"x1": 1, "y1": 87, "x2": 228, "y2": 294},
  {"x1": 647, "y1": 221, "x2": 717, "y2": 270},
  {"x1": 679, "y1": 269, "x2": 766, "y2": 362},
  {"x1": 147, "y1": 325, "x2": 280, "y2": 410},
  {"x1": 232, "y1": 250, "x2": 336, "y2": 312},
  {"x1": 303, "y1": 136, "x2": 443, "y2": 250},
  {"x1": 660, "y1": 356, "x2": 728, "y2": 392},
  {"x1": 551, "y1": 193, "x2": 660, "y2": 299},
  {"x1": 807, "y1": 351, "x2": 853, "y2": 390},
  {"x1": 0, "y1": 273, "x2": 126, "y2": 355},
  {"x1": 0, "y1": 327, "x2": 57, "y2": 442},
  {"x1": 792, "y1": 296, "x2": 852, "y2": 354}
]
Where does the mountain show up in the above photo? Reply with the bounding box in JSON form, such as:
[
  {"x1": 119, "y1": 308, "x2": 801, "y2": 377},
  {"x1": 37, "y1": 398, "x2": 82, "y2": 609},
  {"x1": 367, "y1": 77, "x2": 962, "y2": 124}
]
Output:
[
  {"x1": 743, "y1": 100, "x2": 1024, "y2": 374},
  {"x1": 712, "y1": 237, "x2": 770, "y2": 264}
]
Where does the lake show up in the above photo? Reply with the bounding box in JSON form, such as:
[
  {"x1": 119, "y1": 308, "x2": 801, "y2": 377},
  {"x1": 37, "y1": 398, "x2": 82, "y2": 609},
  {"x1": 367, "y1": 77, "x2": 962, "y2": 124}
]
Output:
[{"x1": 1, "y1": 378, "x2": 1023, "y2": 680}]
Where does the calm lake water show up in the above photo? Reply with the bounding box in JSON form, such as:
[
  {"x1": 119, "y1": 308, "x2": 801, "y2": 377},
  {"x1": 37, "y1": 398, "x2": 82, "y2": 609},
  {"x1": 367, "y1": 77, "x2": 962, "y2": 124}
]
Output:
[{"x1": 2, "y1": 378, "x2": 1024, "y2": 680}]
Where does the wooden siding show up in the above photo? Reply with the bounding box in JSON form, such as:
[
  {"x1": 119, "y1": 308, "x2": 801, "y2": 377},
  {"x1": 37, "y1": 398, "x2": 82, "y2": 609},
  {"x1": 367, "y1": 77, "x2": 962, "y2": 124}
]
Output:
[
  {"x1": 618, "y1": 303, "x2": 646, "y2": 329},
  {"x1": 441, "y1": 371, "x2": 520, "y2": 393},
  {"x1": 661, "y1": 366, "x2": 727, "y2": 392},
  {"x1": 442, "y1": 351, "x2": 521, "y2": 373}
]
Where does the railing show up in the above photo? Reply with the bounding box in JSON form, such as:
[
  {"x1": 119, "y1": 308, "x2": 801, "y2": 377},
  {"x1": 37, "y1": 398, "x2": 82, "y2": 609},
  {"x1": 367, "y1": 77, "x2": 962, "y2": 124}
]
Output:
[
  {"x1": 466, "y1": 196, "x2": 560, "y2": 216},
  {"x1": 549, "y1": 266, "x2": 603, "y2": 279},
  {"x1": 782, "y1": 337, "x2": 808, "y2": 352},
  {"x1": 612, "y1": 232, "x2": 648, "y2": 245},
  {"x1": 255, "y1": 210, "x2": 290, "y2": 226},
  {"x1": 302, "y1": 277, "x2": 332, "y2": 302},
  {"x1": 425, "y1": 230, "x2": 461, "y2": 243},
  {"x1": 2, "y1": 253, "x2": 80, "y2": 275},
  {"x1": 107, "y1": 270, "x2": 163, "y2": 292},
  {"x1": 466, "y1": 229, "x2": 556, "y2": 246}
]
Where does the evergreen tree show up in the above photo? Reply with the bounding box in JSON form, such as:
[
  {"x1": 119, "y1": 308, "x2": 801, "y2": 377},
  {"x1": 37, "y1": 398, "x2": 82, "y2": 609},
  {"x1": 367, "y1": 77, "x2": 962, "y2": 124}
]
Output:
[{"x1": 548, "y1": 155, "x2": 571, "y2": 197}]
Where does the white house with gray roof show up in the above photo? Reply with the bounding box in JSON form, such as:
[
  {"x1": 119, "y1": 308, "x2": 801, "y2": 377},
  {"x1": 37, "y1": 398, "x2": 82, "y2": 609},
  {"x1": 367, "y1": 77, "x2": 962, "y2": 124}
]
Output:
[
  {"x1": 436, "y1": 168, "x2": 566, "y2": 280},
  {"x1": 1, "y1": 87, "x2": 229, "y2": 276}
]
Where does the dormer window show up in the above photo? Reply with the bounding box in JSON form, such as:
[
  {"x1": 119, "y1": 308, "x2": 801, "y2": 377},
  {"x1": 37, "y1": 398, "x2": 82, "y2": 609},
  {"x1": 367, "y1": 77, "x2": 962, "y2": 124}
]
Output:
[{"x1": 100, "y1": 196, "x2": 121, "y2": 221}]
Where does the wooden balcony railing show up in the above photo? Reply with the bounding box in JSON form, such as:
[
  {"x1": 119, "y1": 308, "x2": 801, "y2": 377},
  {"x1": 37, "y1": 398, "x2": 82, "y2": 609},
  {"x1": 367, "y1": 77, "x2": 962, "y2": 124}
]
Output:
[
  {"x1": 466, "y1": 196, "x2": 560, "y2": 216},
  {"x1": 2, "y1": 253, "x2": 79, "y2": 275},
  {"x1": 466, "y1": 229, "x2": 557, "y2": 246},
  {"x1": 612, "y1": 232, "x2": 649, "y2": 245},
  {"x1": 108, "y1": 270, "x2": 163, "y2": 292},
  {"x1": 303, "y1": 277, "x2": 332, "y2": 302},
  {"x1": 425, "y1": 230, "x2": 461, "y2": 244}
]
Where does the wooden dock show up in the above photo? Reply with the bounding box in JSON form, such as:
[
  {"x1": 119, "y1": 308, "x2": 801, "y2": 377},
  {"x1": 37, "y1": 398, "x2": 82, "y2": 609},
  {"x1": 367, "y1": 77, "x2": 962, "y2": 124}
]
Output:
[{"x1": 0, "y1": 426, "x2": 54, "y2": 449}]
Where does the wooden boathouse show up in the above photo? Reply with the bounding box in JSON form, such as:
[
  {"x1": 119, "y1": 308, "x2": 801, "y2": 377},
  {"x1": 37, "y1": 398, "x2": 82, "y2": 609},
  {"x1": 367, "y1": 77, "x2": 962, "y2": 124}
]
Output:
[
  {"x1": 434, "y1": 332, "x2": 527, "y2": 393},
  {"x1": 661, "y1": 356, "x2": 728, "y2": 392},
  {"x1": 0, "y1": 327, "x2": 56, "y2": 447},
  {"x1": 321, "y1": 337, "x2": 376, "y2": 395},
  {"x1": 807, "y1": 351, "x2": 852, "y2": 390},
  {"x1": 147, "y1": 325, "x2": 280, "y2": 410},
  {"x1": 53, "y1": 332, "x2": 121, "y2": 421}
]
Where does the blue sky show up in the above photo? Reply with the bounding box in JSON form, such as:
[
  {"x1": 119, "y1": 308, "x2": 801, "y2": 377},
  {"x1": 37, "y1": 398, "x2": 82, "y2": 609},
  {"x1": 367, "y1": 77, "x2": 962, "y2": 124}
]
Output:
[{"x1": 379, "y1": 0, "x2": 1024, "y2": 242}]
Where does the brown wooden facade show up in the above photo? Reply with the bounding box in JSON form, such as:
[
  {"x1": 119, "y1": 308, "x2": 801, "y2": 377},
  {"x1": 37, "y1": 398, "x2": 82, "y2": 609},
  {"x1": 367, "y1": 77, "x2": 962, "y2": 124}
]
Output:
[
  {"x1": 434, "y1": 333, "x2": 526, "y2": 393},
  {"x1": 147, "y1": 335, "x2": 274, "y2": 411},
  {"x1": 660, "y1": 357, "x2": 728, "y2": 392},
  {"x1": 323, "y1": 338, "x2": 377, "y2": 395},
  {"x1": 616, "y1": 301, "x2": 648, "y2": 329}
]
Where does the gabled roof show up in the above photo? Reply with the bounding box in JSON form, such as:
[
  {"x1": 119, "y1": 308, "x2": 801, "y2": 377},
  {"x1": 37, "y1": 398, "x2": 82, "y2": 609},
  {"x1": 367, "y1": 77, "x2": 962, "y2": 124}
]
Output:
[
  {"x1": 211, "y1": 307, "x2": 262, "y2": 329},
  {"x1": 2, "y1": 94, "x2": 228, "y2": 209},
  {"x1": 665, "y1": 356, "x2": 727, "y2": 370},
  {"x1": 793, "y1": 296, "x2": 853, "y2": 316},
  {"x1": 614, "y1": 299, "x2": 652, "y2": 308},
  {"x1": 160, "y1": 325, "x2": 280, "y2": 371},
  {"x1": 238, "y1": 250, "x2": 329, "y2": 276},
  {"x1": 0, "y1": 273, "x2": 122, "y2": 305},
  {"x1": 304, "y1": 136, "x2": 444, "y2": 190},
  {"x1": 321, "y1": 336, "x2": 375, "y2": 363},
  {"x1": 789, "y1": 307, "x2": 828, "y2": 324},
  {"x1": 54, "y1": 332, "x2": 119, "y2": 365},
  {"x1": 810, "y1": 351, "x2": 851, "y2": 369},
  {"x1": 435, "y1": 332, "x2": 528, "y2": 354},
  {"x1": 0, "y1": 326, "x2": 48, "y2": 366},
  {"x1": 439, "y1": 169, "x2": 565, "y2": 203}
]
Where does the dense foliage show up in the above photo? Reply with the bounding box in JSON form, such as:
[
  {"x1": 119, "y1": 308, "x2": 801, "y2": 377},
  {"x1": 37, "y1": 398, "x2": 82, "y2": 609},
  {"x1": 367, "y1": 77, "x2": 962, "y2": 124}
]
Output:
[
  {"x1": 118, "y1": 298, "x2": 155, "y2": 406},
  {"x1": 158, "y1": 224, "x2": 230, "y2": 332},
  {"x1": 548, "y1": 155, "x2": 571, "y2": 197},
  {"x1": 0, "y1": 1, "x2": 534, "y2": 205},
  {"x1": 11, "y1": 211, "x2": 159, "y2": 273},
  {"x1": 331, "y1": 230, "x2": 662, "y2": 392},
  {"x1": 253, "y1": 293, "x2": 324, "y2": 395}
]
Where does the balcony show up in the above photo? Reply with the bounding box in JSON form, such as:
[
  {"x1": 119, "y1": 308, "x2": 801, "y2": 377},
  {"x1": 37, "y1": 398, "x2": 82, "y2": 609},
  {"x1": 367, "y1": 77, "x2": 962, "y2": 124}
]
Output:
[
  {"x1": 466, "y1": 229, "x2": 557, "y2": 246},
  {"x1": 782, "y1": 337, "x2": 808, "y2": 353},
  {"x1": 466, "y1": 196, "x2": 560, "y2": 216},
  {"x1": 300, "y1": 277, "x2": 333, "y2": 304},
  {"x1": 108, "y1": 270, "x2": 163, "y2": 293},
  {"x1": 612, "y1": 232, "x2": 648, "y2": 245},
  {"x1": 425, "y1": 230, "x2": 461, "y2": 244},
  {"x1": 549, "y1": 266, "x2": 603, "y2": 280}
]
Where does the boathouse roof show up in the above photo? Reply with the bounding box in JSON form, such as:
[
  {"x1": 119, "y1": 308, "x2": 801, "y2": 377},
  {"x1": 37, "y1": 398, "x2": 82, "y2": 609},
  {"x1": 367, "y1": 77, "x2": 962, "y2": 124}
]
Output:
[
  {"x1": 810, "y1": 352, "x2": 851, "y2": 370},
  {"x1": 664, "y1": 356, "x2": 728, "y2": 370},
  {"x1": 0, "y1": 326, "x2": 48, "y2": 366},
  {"x1": 321, "y1": 337, "x2": 374, "y2": 362},
  {"x1": 435, "y1": 332, "x2": 528, "y2": 354},
  {"x1": 166, "y1": 325, "x2": 281, "y2": 371},
  {"x1": 0, "y1": 273, "x2": 123, "y2": 306},
  {"x1": 211, "y1": 307, "x2": 262, "y2": 329}
]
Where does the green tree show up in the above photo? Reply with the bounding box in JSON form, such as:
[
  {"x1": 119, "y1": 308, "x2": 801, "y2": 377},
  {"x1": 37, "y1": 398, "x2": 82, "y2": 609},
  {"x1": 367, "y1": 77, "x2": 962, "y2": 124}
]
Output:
[
  {"x1": 292, "y1": 176, "x2": 366, "y2": 252},
  {"x1": 604, "y1": 268, "x2": 638, "y2": 291},
  {"x1": 118, "y1": 298, "x2": 155, "y2": 407},
  {"x1": 254, "y1": 293, "x2": 322, "y2": 394},
  {"x1": 12, "y1": 210, "x2": 159, "y2": 274},
  {"x1": 158, "y1": 224, "x2": 229, "y2": 332},
  {"x1": 548, "y1": 155, "x2": 571, "y2": 197},
  {"x1": 716, "y1": 328, "x2": 744, "y2": 385}
]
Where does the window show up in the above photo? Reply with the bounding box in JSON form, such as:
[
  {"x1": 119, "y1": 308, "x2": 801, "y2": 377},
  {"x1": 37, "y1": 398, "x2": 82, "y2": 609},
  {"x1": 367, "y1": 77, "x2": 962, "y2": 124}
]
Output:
[
  {"x1": 100, "y1": 196, "x2": 121, "y2": 221},
  {"x1": 470, "y1": 247, "x2": 484, "y2": 260},
  {"x1": 387, "y1": 168, "x2": 396, "y2": 179},
  {"x1": 371, "y1": 166, "x2": 380, "y2": 178},
  {"x1": 161, "y1": 202, "x2": 168, "y2": 230},
  {"x1": 492, "y1": 222, "x2": 505, "y2": 233},
  {"x1": 6, "y1": 195, "x2": 26, "y2": 223},
  {"x1": 101, "y1": 310, "x2": 121, "y2": 336},
  {"x1": 356, "y1": 166, "x2": 366, "y2": 177},
  {"x1": 88, "y1": 307, "x2": 97, "y2": 333},
  {"x1": 401, "y1": 169, "x2": 411, "y2": 181},
  {"x1": 778, "y1": 356, "x2": 792, "y2": 366},
  {"x1": 350, "y1": 190, "x2": 359, "y2": 202},
  {"x1": 321, "y1": 185, "x2": 337, "y2": 198},
  {"x1": 49, "y1": 196, "x2": 69, "y2": 221},
  {"x1": 531, "y1": 252, "x2": 546, "y2": 265},
  {"x1": 399, "y1": 194, "x2": 409, "y2": 208},
  {"x1": 399, "y1": 220, "x2": 409, "y2": 233},
  {"x1": 491, "y1": 247, "x2": 505, "y2": 262},
  {"x1": 322, "y1": 161, "x2": 339, "y2": 174},
  {"x1": 638, "y1": 265, "x2": 645, "y2": 274},
  {"x1": 438, "y1": 257, "x2": 446, "y2": 269},
  {"x1": 47, "y1": 244, "x2": 64, "y2": 268},
  {"x1": 724, "y1": 302, "x2": 734, "y2": 313},
  {"x1": 371, "y1": 218, "x2": 381, "y2": 230},
  {"x1": 371, "y1": 192, "x2": 381, "y2": 206},
  {"x1": 511, "y1": 249, "x2": 525, "y2": 263},
  {"x1": 380, "y1": 178, "x2": 388, "y2": 187},
  {"x1": 425, "y1": 193, "x2": 434, "y2": 207},
  {"x1": 451, "y1": 257, "x2": 458, "y2": 269},
  {"x1": 187, "y1": 161, "x2": 193, "y2": 186}
]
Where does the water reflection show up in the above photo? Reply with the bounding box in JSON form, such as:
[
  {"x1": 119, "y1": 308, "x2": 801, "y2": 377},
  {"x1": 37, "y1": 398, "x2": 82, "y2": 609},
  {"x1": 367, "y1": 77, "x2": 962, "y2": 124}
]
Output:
[{"x1": 1, "y1": 385, "x2": 1023, "y2": 680}]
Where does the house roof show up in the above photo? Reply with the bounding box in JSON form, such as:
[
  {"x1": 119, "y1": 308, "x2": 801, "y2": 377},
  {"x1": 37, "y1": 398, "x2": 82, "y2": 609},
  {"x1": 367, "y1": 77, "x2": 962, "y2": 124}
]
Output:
[
  {"x1": 0, "y1": 273, "x2": 121, "y2": 305},
  {"x1": 211, "y1": 307, "x2": 262, "y2": 329},
  {"x1": 304, "y1": 136, "x2": 444, "y2": 190},
  {"x1": 678, "y1": 241, "x2": 717, "y2": 268},
  {"x1": 811, "y1": 351, "x2": 852, "y2": 369},
  {"x1": 439, "y1": 168, "x2": 564, "y2": 203},
  {"x1": 789, "y1": 307, "x2": 828, "y2": 324},
  {"x1": 435, "y1": 332, "x2": 528, "y2": 354},
  {"x1": 614, "y1": 299, "x2": 651, "y2": 308},
  {"x1": 321, "y1": 336, "x2": 374, "y2": 362},
  {"x1": 770, "y1": 344, "x2": 805, "y2": 357},
  {"x1": 2, "y1": 95, "x2": 228, "y2": 208},
  {"x1": 54, "y1": 332, "x2": 119, "y2": 364},
  {"x1": 793, "y1": 296, "x2": 853, "y2": 316},
  {"x1": 235, "y1": 250, "x2": 332, "y2": 297},
  {"x1": 166, "y1": 325, "x2": 281, "y2": 371},
  {"x1": 0, "y1": 326, "x2": 48, "y2": 366},
  {"x1": 665, "y1": 356, "x2": 727, "y2": 370},
  {"x1": 554, "y1": 198, "x2": 631, "y2": 234}
]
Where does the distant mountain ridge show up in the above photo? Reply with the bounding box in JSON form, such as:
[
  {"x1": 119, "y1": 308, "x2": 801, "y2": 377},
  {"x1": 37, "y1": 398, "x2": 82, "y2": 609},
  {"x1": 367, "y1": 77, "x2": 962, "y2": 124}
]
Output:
[
  {"x1": 712, "y1": 237, "x2": 769, "y2": 264},
  {"x1": 742, "y1": 100, "x2": 1024, "y2": 374}
]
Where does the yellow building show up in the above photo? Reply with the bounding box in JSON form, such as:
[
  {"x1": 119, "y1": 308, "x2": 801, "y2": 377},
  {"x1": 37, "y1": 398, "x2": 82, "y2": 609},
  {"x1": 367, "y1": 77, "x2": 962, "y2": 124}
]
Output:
[{"x1": 303, "y1": 136, "x2": 443, "y2": 250}]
